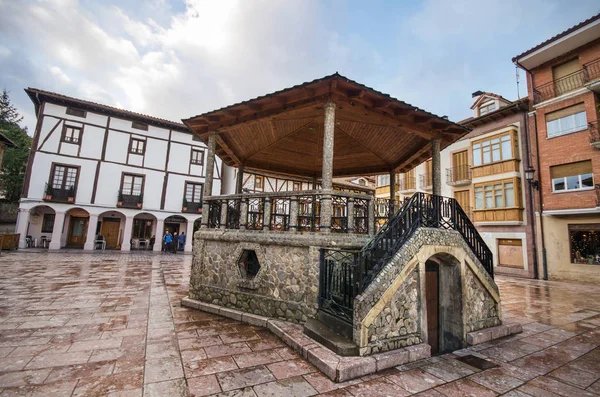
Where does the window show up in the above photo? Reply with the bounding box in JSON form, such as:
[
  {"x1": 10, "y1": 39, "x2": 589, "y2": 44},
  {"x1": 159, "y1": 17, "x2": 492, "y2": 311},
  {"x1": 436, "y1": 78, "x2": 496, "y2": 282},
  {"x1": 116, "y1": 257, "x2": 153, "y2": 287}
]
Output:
[
  {"x1": 133, "y1": 219, "x2": 153, "y2": 239},
  {"x1": 121, "y1": 174, "x2": 144, "y2": 196},
  {"x1": 255, "y1": 176, "x2": 263, "y2": 189},
  {"x1": 66, "y1": 107, "x2": 86, "y2": 118},
  {"x1": 479, "y1": 102, "x2": 495, "y2": 116},
  {"x1": 474, "y1": 179, "x2": 518, "y2": 210},
  {"x1": 62, "y1": 125, "x2": 82, "y2": 144},
  {"x1": 41, "y1": 213, "x2": 55, "y2": 233},
  {"x1": 359, "y1": 179, "x2": 366, "y2": 186},
  {"x1": 132, "y1": 121, "x2": 148, "y2": 131},
  {"x1": 569, "y1": 224, "x2": 600, "y2": 265},
  {"x1": 129, "y1": 138, "x2": 145, "y2": 155},
  {"x1": 377, "y1": 174, "x2": 390, "y2": 186},
  {"x1": 546, "y1": 104, "x2": 587, "y2": 138},
  {"x1": 191, "y1": 149, "x2": 204, "y2": 165},
  {"x1": 551, "y1": 160, "x2": 593, "y2": 192},
  {"x1": 51, "y1": 164, "x2": 78, "y2": 191},
  {"x1": 185, "y1": 182, "x2": 203, "y2": 203},
  {"x1": 553, "y1": 58, "x2": 581, "y2": 96},
  {"x1": 293, "y1": 182, "x2": 301, "y2": 191},
  {"x1": 472, "y1": 132, "x2": 515, "y2": 167}
]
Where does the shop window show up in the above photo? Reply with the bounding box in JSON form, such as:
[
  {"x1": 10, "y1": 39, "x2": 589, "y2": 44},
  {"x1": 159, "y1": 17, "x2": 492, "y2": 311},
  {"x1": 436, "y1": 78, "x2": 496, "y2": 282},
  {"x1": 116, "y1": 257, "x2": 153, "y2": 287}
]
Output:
[
  {"x1": 41, "y1": 213, "x2": 55, "y2": 233},
  {"x1": 570, "y1": 225, "x2": 600, "y2": 265},
  {"x1": 133, "y1": 219, "x2": 153, "y2": 239}
]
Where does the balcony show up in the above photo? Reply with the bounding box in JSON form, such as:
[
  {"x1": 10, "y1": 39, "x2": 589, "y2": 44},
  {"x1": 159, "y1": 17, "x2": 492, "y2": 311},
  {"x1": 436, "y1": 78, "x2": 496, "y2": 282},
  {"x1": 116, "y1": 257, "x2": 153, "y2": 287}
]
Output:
[
  {"x1": 419, "y1": 173, "x2": 432, "y2": 190},
  {"x1": 182, "y1": 201, "x2": 202, "y2": 213},
  {"x1": 44, "y1": 184, "x2": 75, "y2": 203},
  {"x1": 397, "y1": 177, "x2": 416, "y2": 192},
  {"x1": 117, "y1": 192, "x2": 143, "y2": 209},
  {"x1": 590, "y1": 121, "x2": 600, "y2": 149},
  {"x1": 446, "y1": 165, "x2": 472, "y2": 186},
  {"x1": 533, "y1": 58, "x2": 600, "y2": 104}
]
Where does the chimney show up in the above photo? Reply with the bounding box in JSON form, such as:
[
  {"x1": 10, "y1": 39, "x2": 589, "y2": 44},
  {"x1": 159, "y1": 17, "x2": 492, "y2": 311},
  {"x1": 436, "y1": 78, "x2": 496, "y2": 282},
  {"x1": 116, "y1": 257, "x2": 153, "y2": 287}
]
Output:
[{"x1": 472, "y1": 90, "x2": 484, "y2": 98}]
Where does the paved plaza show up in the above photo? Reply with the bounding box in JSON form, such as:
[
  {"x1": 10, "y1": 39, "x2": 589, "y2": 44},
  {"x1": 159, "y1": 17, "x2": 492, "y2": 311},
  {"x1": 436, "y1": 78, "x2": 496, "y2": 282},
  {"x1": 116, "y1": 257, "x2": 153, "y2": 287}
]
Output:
[{"x1": 0, "y1": 251, "x2": 599, "y2": 396}]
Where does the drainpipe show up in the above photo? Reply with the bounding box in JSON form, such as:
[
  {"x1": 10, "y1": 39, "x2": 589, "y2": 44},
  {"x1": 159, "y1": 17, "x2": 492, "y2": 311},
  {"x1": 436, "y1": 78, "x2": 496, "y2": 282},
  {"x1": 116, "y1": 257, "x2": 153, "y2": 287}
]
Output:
[
  {"x1": 521, "y1": 108, "x2": 539, "y2": 280},
  {"x1": 515, "y1": 59, "x2": 548, "y2": 280}
]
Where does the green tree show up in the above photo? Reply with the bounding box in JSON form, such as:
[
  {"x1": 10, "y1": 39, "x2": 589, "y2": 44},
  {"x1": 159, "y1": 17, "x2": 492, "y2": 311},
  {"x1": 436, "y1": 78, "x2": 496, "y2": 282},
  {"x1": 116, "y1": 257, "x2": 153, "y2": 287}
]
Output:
[{"x1": 0, "y1": 90, "x2": 32, "y2": 202}]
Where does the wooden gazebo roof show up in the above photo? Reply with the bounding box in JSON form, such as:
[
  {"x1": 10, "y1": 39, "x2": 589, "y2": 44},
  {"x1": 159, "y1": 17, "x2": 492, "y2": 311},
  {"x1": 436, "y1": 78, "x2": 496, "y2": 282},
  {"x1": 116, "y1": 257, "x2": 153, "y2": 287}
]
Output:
[{"x1": 183, "y1": 73, "x2": 469, "y2": 177}]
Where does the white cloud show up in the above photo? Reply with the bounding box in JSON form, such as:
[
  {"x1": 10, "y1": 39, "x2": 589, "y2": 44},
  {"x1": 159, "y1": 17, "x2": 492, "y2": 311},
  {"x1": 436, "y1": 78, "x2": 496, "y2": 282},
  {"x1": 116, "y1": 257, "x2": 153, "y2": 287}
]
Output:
[{"x1": 49, "y1": 66, "x2": 71, "y2": 84}]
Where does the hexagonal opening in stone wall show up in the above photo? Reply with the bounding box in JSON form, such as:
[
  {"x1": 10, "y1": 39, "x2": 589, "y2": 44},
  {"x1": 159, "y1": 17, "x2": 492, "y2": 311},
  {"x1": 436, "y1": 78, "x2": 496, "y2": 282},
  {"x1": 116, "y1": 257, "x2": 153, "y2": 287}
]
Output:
[{"x1": 237, "y1": 249, "x2": 261, "y2": 279}]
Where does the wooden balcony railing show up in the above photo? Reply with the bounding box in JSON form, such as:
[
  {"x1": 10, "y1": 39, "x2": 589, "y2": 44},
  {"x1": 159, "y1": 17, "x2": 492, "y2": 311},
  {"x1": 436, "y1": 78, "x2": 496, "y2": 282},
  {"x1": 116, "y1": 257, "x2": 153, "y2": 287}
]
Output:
[
  {"x1": 533, "y1": 57, "x2": 600, "y2": 104},
  {"x1": 203, "y1": 190, "x2": 374, "y2": 235},
  {"x1": 446, "y1": 165, "x2": 472, "y2": 186}
]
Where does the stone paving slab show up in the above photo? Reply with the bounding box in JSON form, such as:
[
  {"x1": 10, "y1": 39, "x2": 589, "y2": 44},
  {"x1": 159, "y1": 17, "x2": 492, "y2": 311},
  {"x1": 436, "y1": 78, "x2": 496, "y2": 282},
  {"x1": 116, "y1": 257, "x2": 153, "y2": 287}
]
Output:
[{"x1": 0, "y1": 251, "x2": 599, "y2": 396}]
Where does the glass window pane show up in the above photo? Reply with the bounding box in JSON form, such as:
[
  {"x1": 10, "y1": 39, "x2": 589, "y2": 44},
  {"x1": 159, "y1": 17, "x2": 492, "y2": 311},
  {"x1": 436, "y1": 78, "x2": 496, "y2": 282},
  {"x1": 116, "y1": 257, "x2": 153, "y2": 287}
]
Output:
[
  {"x1": 566, "y1": 175, "x2": 579, "y2": 190},
  {"x1": 492, "y1": 143, "x2": 501, "y2": 162},
  {"x1": 475, "y1": 188, "x2": 483, "y2": 209},
  {"x1": 553, "y1": 178, "x2": 565, "y2": 191},
  {"x1": 485, "y1": 185, "x2": 493, "y2": 208},
  {"x1": 504, "y1": 183, "x2": 514, "y2": 207},
  {"x1": 473, "y1": 148, "x2": 481, "y2": 166},
  {"x1": 501, "y1": 139, "x2": 512, "y2": 160},
  {"x1": 483, "y1": 147, "x2": 491, "y2": 164},
  {"x1": 581, "y1": 173, "x2": 593, "y2": 188}
]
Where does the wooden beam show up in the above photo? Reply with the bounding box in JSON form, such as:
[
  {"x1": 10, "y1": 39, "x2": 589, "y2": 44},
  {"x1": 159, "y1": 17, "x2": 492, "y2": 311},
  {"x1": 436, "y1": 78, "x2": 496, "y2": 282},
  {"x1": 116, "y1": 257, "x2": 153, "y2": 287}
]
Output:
[
  {"x1": 392, "y1": 144, "x2": 431, "y2": 171},
  {"x1": 245, "y1": 119, "x2": 316, "y2": 161},
  {"x1": 215, "y1": 134, "x2": 242, "y2": 166},
  {"x1": 348, "y1": 89, "x2": 366, "y2": 99}
]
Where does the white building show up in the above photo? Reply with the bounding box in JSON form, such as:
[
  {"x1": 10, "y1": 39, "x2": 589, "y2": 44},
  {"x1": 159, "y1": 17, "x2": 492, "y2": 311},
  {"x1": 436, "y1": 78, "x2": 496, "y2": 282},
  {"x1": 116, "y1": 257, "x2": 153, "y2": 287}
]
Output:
[{"x1": 15, "y1": 88, "x2": 232, "y2": 252}]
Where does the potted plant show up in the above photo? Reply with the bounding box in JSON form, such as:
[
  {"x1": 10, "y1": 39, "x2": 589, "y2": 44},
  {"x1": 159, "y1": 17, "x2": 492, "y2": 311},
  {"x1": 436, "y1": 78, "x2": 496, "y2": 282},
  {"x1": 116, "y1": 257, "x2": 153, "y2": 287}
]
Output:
[
  {"x1": 182, "y1": 198, "x2": 188, "y2": 212},
  {"x1": 117, "y1": 190, "x2": 124, "y2": 207},
  {"x1": 197, "y1": 203, "x2": 202, "y2": 213},
  {"x1": 136, "y1": 193, "x2": 143, "y2": 208},
  {"x1": 45, "y1": 184, "x2": 53, "y2": 201},
  {"x1": 67, "y1": 186, "x2": 75, "y2": 202}
]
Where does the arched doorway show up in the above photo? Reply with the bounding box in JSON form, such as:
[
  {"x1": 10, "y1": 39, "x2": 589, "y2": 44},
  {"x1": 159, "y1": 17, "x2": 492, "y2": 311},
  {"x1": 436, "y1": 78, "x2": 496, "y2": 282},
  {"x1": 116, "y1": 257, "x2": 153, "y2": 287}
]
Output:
[
  {"x1": 132, "y1": 213, "x2": 157, "y2": 250},
  {"x1": 98, "y1": 211, "x2": 126, "y2": 249},
  {"x1": 164, "y1": 215, "x2": 188, "y2": 251},
  {"x1": 425, "y1": 253, "x2": 463, "y2": 355},
  {"x1": 27, "y1": 205, "x2": 56, "y2": 248},
  {"x1": 64, "y1": 208, "x2": 90, "y2": 248}
]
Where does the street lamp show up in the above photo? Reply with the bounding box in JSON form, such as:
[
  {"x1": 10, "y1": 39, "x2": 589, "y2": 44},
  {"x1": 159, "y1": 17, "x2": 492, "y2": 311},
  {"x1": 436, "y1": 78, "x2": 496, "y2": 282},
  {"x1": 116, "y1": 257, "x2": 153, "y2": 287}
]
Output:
[{"x1": 525, "y1": 166, "x2": 539, "y2": 190}]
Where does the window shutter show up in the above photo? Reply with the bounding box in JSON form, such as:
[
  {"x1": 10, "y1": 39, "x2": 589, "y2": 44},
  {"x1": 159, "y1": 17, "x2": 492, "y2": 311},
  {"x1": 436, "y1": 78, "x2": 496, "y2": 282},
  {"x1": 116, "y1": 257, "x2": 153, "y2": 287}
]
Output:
[
  {"x1": 550, "y1": 160, "x2": 592, "y2": 179},
  {"x1": 552, "y1": 58, "x2": 580, "y2": 80},
  {"x1": 545, "y1": 103, "x2": 586, "y2": 122}
]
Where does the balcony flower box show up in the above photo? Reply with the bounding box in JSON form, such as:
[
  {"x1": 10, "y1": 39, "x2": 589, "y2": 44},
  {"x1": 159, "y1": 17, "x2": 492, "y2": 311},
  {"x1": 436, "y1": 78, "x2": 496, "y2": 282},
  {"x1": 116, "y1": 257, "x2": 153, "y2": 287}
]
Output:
[
  {"x1": 67, "y1": 197, "x2": 75, "y2": 203},
  {"x1": 45, "y1": 194, "x2": 53, "y2": 201}
]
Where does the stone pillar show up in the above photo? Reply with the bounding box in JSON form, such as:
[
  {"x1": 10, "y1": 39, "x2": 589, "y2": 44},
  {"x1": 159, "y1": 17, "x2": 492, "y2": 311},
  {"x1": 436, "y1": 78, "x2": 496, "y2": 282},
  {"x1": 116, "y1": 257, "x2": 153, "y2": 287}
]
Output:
[
  {"x1": 320, "y1": 101, "x2": 336, "y2": 233},
  {"x1": 201, "y1": 132, "x2": 218, "y2": 227},
  {"x1": 220, "y1": 200, "x2": 228, "y2": 229},
  {"x1": 48, "y1": 212, "x2": 65, "y2": 250},
  {"x1": 289, "y1": 198, "x2": 299, "y2": 231},
  {"x1": 83, "y1": 214, "x2": 99, "y2": 251},
  {"x1": 120, "y1": 216, "x2": 134, "y2": 251},
  {"x1": 263, "y1": 198, "x2": 272, "y2": 230},
  {"x1": 184, "y1": 220, "x2": 194, "y2": 252},
  {"x1": 16, "y1": 208, "x2": 30, "y2": 248},
  {"x1": 368, "y1": 198, "x2": 375, "y2": 235},
  {"x1": 239, "y1": 200, "x2": 248, "y2": 230},
  {"x1": 153, "y1": 219, "x2": 164, "y2": 251},
  {"x1": 432, "y1": 138, "x2": 442, "y2": 196},
  {"x1": 347, "y1": 198, "x2": 355, "y2": 233},
  {"x1": 236, "y1": 165, "x2": 244, "y2": 194},
  {"x1": 389, "y1": 170, "x2": 396, "y2": 218}
]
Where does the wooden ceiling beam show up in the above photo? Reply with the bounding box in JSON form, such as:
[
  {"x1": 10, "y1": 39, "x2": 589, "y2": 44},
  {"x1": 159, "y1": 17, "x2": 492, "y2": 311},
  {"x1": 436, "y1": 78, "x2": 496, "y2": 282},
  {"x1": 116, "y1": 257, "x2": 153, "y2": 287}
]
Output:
[
  {"x1": 392, "y1": 144, "x2": 431, "y2": 172},
  {"x1": 215, "y1": 134, "x2": 242, "y2": 166},
  {"x1": 245, "y1": 119, "x2": 317, "y2": 161}
]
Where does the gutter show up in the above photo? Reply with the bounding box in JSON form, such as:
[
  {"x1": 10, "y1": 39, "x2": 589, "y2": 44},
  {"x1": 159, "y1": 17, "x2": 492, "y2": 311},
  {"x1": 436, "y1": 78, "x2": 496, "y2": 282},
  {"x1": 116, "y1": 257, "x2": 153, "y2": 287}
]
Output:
[{"x1": 514, "y1": 59, "x2": 549, "y2": 280}]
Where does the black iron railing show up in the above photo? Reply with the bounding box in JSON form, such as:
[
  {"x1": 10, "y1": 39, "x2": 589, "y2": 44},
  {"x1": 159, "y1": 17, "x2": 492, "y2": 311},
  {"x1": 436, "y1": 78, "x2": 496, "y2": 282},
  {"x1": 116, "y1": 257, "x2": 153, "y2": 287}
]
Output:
[
  {"x1": 319, "y1": 192, "x2": 493, "y2": 324},
  {"x1": 297, "y1": 195, "x2": 321, "y2": 232},
  {"x1": 44, "y1": 184, "x2": 76, "y2": 203},
  {"x1": 207, "y1": 201, "x2": 221, "y2": 228},
  {"x1": 533, "y1": 57, "x2": 600, "y2": 104},
  {"x1": 589, "y1": 121, "x2": 600, "y2": 146},
  {"x1": 270, "y1": 198, "x2": 290, "y2": 231},
  {"x1": 354, "y1": 198, "x2": 369, "y2": 234},
  {"x1": 225, "y1": 199, "x2": 241, "y2": 229},
  {"x1": 247, "y1": 198, "x2": 265, "y2": 230},
  {"x1": 331, "y1": 195, "x2": 348, "y2": 233},
  {"x1": 446, "y1": 165, "x2": 472, "y2": 185}
]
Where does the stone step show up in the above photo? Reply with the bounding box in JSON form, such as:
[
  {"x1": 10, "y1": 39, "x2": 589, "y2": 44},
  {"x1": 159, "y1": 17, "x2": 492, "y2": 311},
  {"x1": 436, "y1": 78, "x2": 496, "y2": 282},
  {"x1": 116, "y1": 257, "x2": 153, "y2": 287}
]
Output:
[{"x1": 303, "y1": 318, "x2": 359, "y2": 357}]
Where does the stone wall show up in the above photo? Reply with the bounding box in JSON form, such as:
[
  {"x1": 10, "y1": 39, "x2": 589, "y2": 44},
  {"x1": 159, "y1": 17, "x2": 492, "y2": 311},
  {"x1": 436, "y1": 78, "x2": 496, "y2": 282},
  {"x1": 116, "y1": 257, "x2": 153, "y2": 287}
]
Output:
[
  {"x1": 189, "y1": 229, "x2": 368, "y2": 323},
  {"x1": 353, "y1": 228, "x2": 501, "y2": 356}
]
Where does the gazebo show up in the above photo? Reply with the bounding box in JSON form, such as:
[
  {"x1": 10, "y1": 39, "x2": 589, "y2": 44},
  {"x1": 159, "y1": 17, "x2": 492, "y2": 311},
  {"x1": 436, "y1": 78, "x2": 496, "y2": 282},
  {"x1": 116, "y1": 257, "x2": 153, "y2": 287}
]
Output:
[{"x1": 183, "y1": 74, "x2": 504, "y2": 361}]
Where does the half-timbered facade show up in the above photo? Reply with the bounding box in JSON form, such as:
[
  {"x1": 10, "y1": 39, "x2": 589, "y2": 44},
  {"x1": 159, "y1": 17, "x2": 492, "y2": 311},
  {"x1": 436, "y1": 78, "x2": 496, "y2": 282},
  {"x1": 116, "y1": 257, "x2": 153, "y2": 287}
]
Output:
[{"x1": 15, "y1": 88, "x2": 230, "y2": 251}]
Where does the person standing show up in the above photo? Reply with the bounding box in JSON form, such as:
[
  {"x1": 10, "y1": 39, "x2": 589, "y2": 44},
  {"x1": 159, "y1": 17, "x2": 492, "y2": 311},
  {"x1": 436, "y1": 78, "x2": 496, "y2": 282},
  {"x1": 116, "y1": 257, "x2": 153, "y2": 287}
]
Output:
[
  {"x1": 171, "y1": 232, "x2": 178, "y2": 254},
  {"x1": 178, "y1": 232, "x2": 186, "y2": 251},
  {"x1": 163, "y1": 230, "x2": 172, "y2": 253}
]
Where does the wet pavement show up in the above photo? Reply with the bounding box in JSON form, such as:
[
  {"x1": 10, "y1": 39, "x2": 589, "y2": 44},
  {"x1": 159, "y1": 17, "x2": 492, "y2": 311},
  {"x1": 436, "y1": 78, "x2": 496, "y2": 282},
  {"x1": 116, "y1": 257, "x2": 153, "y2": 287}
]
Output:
[{"x1": 0, "y1": 251, "x2": 599, "y2": 396}]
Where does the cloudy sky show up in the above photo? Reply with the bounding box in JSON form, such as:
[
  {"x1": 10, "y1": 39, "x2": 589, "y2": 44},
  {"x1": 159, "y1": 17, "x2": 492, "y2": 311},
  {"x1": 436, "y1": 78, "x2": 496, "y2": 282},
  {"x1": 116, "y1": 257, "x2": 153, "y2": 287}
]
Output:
[{"x1": 1, "y1": 0, "x2": 599, "y2": 134}]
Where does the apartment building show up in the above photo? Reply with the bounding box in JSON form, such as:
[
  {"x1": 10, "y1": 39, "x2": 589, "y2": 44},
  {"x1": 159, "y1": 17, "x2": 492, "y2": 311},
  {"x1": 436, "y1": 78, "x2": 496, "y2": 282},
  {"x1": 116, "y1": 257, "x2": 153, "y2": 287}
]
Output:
[
  {"x1": 15, "y1": 89, "x2": 231, "y2": 252},
  {"x1": 375, "y1": 93, "x2": 534, "y2": 277},
  {"x1": 513, "y1": 13, "x2": 600, "y2": 282}
]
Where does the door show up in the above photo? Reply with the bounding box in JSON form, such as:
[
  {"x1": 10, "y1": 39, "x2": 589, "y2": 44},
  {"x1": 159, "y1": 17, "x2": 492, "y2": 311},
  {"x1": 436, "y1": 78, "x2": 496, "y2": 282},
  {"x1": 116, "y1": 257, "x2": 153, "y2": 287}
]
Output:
[
  {"x1": 68, "y1": 217, "x2": 88, "y2": 248},
  {"x1": 101, "y1": 219, "x2": 121, "y2": 249},
  {"x1": 454, "y1": 190, "x2": 471, "y2": 218},
  {"x1": 452, "y1": 150, "x2": 469, "y2": 181},
  {"x1": 426, "y1": 261, "x2": 440, "y2": 354}
]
